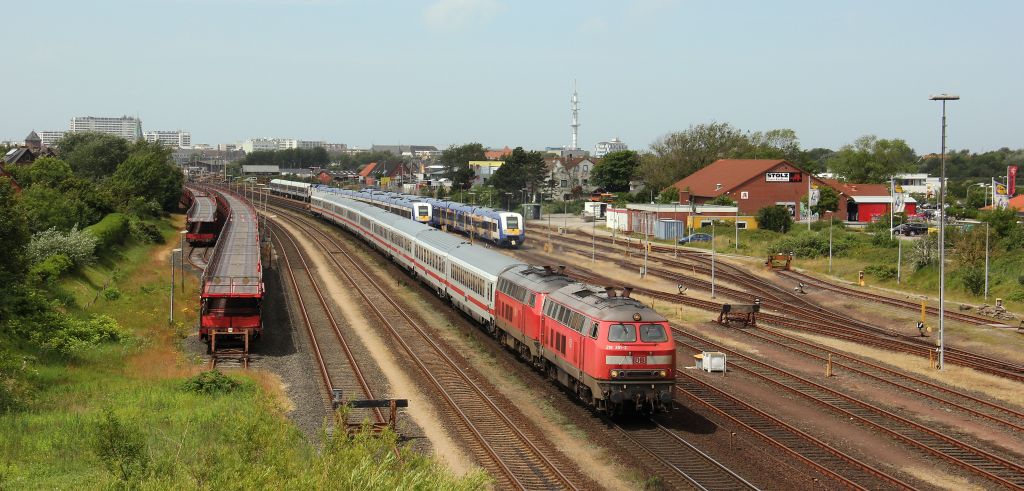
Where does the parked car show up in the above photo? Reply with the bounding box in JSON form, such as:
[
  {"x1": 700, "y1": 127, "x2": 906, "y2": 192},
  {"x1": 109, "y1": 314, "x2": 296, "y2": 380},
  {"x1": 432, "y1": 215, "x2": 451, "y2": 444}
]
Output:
[
  {"x1": 892, "y1": 223, "x2": 929, "y2": 236},
  {"x1": 678, "y1": 233, "x2": 713, "y2": 244}
]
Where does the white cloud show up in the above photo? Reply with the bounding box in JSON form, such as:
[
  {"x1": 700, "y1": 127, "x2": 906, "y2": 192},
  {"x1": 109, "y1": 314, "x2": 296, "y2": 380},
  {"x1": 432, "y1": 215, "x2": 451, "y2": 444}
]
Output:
[{"x1": 423, "y1": 0, "x2": 503, "y2": 30}]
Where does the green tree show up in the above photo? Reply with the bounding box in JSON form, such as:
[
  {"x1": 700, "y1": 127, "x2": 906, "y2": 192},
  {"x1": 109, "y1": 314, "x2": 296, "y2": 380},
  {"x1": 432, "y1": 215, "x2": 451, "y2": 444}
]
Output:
[
  {"x1": 488, "y1": 147, "x2": 546, "y2": 207},
  {"x1": 0, "y1": 178, "x2": 29, "y2": 289},
  {"x1": 590, "y1": 150, "x2": 639, "y2": 192},
  {"x1": 25, "y1": 156, "x2": 73, "y2": 188},
  {"x1": 980, "y1": 207, "x2": 1018, "y2": 239},
  {"x1": 708, "y1": 194, "x2": 736, "y2": 206},
  {"x1": 57, "y1": 132, "x2": 131, "y2": 180},
  {"x1": 756, "y1": 205, "x2": 794, "y2": 233},
  {"x1": 637, "y1": 123, "x2": 805, "y2": 191},
  {"x1": 800, "y1": 185, "x2": 840, "y2": 215},
  {"x1": 439, "y1": 143, "x2": 486, "y2": 190},
  {"x1": 108, "y1": 142, "x2": 184, "y2": 211},
  {"x1": 827, "y1": 135, "x2": 917, "y2": 183},
  {"x1": 17, "y1": 185, "x2": 102, "y2": 233}
]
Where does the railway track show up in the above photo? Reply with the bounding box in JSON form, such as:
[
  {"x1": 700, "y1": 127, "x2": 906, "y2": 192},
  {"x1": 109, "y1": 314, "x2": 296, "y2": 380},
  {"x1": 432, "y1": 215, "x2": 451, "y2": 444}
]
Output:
[
  {"x1": 186, "y1": 246, "x2": 212, "y2": 270},
  {"x1": 542, "y1": 229, "x2": 1024, "y2": 382},
  {"x1": 740, "y1": 326, "x2": 1024, "y2": 433},
  {"x1": 612, "y1": 421, "x2": 759, "y2": 491},
  {"x1": 546, "y1": 261, "x2": 1024, "y2": 489},
  {"x1": 266, "y1": 205, "x2": 588, "y2": 490},
  {"x1": 671, "y1": 329, "x2": 1024, "y2": 490},
  {"x1": 779, "y1": 269, "x2": 1014, "y2": 326},
  {"x1": 271, "y1": 226, "x2": 386, "y2": 427}
]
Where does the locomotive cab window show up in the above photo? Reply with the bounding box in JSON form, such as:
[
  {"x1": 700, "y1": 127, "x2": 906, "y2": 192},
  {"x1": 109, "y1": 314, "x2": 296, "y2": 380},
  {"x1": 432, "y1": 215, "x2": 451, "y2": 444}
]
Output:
[
  {"x1": 639, "y1": 324, "x2": 668, "y2": 342},
  {"x1": 607, "y1": 324, "x2": 636, "y2": 342}
]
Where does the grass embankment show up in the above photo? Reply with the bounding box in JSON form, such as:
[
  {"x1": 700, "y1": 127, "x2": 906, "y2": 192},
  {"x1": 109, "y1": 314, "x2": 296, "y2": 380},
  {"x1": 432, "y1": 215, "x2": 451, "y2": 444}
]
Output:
[{"x1": 1, "y1": 215, "x2": 487, "y2": 490}]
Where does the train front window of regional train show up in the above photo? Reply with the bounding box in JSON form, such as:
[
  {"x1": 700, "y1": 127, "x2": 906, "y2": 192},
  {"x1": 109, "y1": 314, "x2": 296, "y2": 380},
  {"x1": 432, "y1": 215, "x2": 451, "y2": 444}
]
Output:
[
  {"x1": 417, "y1": 205, "x2": 428, "y2": 216},
  {"x1": 607, "y1": 324, "x2": 636, "y2": 342},
  {"x1": 639, "y1": 324, "x2": 668, "y2": 342},
  {"x1": 505, "y1": 215, "x2": 520, "y2": 230}
]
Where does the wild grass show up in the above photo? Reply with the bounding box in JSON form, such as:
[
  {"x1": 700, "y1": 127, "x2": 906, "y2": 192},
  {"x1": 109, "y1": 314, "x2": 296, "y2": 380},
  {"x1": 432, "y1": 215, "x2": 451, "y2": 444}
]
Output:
[{"x1": 1, "y1": 215, "x2": 488, "y2": 490}]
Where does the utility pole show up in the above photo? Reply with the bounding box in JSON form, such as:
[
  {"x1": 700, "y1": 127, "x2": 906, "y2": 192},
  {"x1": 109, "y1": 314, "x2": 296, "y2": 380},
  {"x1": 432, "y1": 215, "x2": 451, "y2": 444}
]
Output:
[
  {"x1": 985, "y1": 222, "x2": 990, "y2": 300},
  {"x1": 711, "y1": 220, "x2": 716, "y2": 299},
  {"x1": 828, "y1": 216, "x2": 833, "y2": 274}
]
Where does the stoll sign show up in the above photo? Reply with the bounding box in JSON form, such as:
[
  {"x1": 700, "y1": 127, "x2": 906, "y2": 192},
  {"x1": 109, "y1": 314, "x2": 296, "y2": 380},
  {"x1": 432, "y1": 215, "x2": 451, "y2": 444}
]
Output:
[{"x1": 765, "y1": 172, "x2": 802, "y2": 182}]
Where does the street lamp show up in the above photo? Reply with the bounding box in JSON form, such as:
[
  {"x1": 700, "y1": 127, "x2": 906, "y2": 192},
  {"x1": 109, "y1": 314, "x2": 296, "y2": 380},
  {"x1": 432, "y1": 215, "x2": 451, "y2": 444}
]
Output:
[
  {"x1": 179, "y1": 230, "x2": 187, "y2": 292},
  {"x1": 929, "y1": 93, "x2": 959, "y2": 370},
  {"x1": 504, "y1": 192, "x2": 513, "y2": 211},
  {"x1": 170, "y1": 248, "x2": 182, "y2": 324}
]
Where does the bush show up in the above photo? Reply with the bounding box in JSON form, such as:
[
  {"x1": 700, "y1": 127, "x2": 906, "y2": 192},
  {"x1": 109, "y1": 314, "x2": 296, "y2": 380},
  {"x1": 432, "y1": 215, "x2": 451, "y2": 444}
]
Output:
[
  {"x1": 871, "y1": 232, "x2": 898, "y2": 248},
  {"x1": 25, "y1": 226, "x2": 98, "y2": 267},
  {"x1": 27, "y1": 314, "x2": 126, "y2": 358},
  {"x1": 864, "y1": 264, "x2": 898, "y2": 280},
  {"x1": 128, "y1": 216, "x2": 164, "y2": 244},
  {"x1": 93, "y1": 408, "x2": 149, "y2": 485},
  {"x1": 102, "y1": 287, "x2": 121, "y2": 301},
  {"x1": 26, "y1": 254, "x2": 73, "y2": 285},
  {"x1": 182, "y1": 370, "x2": 244, "y2": 395},
  {"x1": 756, "y1": 205, "x2": 793, "y2": 233},
  {"x1": 1007, "y1": 290, "x2": 1024, "y2": 302},
  {"x1": 768, "y1": 231, "x2": 853, "y2": 258},
  {"x1": 84, "y1": 213, "x2": 129, "y2": 250},
  {"x1": 0, "y1": 350, "x2": 35, "y2": 413},
  {"x1": 959, "y1": 266, "x2": 985, "y2": 296}
]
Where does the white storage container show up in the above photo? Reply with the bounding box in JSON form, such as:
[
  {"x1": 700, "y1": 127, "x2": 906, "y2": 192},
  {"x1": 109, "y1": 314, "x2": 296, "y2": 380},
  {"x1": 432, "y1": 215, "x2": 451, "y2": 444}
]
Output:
[{"x1": 700, "y1": 351, "x2": 727, "y2": 372}]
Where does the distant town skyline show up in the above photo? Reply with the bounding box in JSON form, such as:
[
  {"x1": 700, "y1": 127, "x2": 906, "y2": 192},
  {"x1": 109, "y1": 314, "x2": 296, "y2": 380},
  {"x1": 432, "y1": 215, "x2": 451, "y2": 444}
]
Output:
[{"x1": 3, "y1": 1, "x2": 1022, "y2": 155}]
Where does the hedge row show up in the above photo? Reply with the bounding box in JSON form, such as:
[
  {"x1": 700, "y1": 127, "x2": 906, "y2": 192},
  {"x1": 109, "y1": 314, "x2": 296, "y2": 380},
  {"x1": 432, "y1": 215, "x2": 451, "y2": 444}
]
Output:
[{"x1": 84, "y1": 213, "x2": 129, "y2": 250}]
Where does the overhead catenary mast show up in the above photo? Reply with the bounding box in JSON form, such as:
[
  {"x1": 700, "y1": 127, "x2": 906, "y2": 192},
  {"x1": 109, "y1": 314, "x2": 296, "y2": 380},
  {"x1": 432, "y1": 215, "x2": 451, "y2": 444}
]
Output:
[{"x1": 570, "y1": 81, "x2": 580, "y2": 150}]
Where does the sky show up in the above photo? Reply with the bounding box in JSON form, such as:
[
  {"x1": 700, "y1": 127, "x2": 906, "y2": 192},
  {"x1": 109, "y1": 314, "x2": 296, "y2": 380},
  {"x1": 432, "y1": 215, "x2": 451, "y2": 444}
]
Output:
[{"x1": 4, "y1": 0, "x2": 1022, "y2": 155}]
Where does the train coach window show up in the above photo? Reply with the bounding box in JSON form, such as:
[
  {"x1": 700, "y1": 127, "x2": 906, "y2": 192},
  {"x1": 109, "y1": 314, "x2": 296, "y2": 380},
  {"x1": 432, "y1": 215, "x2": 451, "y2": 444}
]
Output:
[
  {"x1": 589, "y1": 322, "x2": 599, "y2": 339},
  {"x1": 639, "y1": 324, "x2": 668, "y2": 342},
  {"x1": 528, "y1": 293, "x2": 536, "y2": 307},
  {"x1": 607, "y1": 324, "x2": 636, "y2": 342}
]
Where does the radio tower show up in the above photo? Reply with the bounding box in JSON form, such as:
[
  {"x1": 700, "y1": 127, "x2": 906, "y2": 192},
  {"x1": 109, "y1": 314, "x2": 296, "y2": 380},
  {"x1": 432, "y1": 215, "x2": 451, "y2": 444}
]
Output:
[{"x1": 569, "y1": 80, "x2": 580, "y2": 150}]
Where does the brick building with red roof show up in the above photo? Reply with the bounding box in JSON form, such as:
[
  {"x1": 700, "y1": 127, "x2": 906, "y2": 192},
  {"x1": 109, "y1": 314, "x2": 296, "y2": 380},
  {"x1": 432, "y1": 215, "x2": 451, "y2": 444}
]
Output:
[{"x1": 668, "y1": 159, "x2": 913, "y2": 223}]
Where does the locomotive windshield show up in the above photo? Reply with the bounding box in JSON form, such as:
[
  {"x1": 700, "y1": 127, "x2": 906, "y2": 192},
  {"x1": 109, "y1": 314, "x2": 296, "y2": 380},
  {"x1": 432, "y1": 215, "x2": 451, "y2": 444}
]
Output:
[
  {"x1": 608, "y1": 323, "x2": 668, "y2": 343},
  {"x1": 639, "y1": 323, "x2": 668, "y2": 342},
  {"x1": 417, "y1": 205, "x2": 429, "y2": 216},
  {"x1": 608, "y1": 324, "x2": 636, "y2": 342},
  {"x1": 505, "y1": 215, "x2": 520, "y2": 230}
]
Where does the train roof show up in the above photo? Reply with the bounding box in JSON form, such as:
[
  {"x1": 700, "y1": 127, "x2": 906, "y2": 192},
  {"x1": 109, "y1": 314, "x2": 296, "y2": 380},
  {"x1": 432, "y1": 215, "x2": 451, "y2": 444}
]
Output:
[
  {"x1": 188, "y1": 196, "x2": 218, "y2": 222},
  {"x1": 204, "y1": 190, "x2": 262, "y2": 297},
  {"x1": 448, "y1": 241, "x2": 527, "y2": 278},
  {"x1": 270, "y1": 179, "x2": 312, "y2": 189},
  {"x1": 546, "y1": 283, "x2": 667, "y2": 323},
  {"x1": 504, "y1": 265, "x2": 575, "y2": 293}
]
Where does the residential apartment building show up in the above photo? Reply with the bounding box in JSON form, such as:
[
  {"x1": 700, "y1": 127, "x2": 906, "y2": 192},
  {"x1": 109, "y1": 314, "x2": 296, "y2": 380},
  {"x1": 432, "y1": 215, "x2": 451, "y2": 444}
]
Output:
[
  {"x1": 594, "y1": 137, "x2": 627, "y2": 158},
  {"x1": 144, "y1": 130, "x2": 191, "y2": 148},
  {"x1": 241, "y1": 138, "x2": 279, "y2": 153},
  {"x1": 69, "y1": 116, "x2": 143, "y2": 141},
  {"x1": 38, "y1": 131, "x2": 66, "y2": 146},
  {"x1": 546, "y1": 157, "x2": 597, "y2": 200}
]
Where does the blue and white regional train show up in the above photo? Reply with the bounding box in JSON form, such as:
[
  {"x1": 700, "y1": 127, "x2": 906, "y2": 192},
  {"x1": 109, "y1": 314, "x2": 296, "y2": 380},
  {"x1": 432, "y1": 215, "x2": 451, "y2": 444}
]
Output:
[
  {"x1": 309, "y1": 185, "x2": 675, "y2": 414},
  {"x1": 268, "y1": 179, "x2": 525, "y2": 248}
]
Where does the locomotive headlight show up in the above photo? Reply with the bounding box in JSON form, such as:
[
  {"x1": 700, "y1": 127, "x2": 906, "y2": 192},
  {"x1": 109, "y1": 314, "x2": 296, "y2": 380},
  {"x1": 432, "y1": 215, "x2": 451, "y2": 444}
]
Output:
[
  {"x1": 659, "y1": 370, "x2": 668, "y2": 377},
  {"x1": 610, "y1": 370, "x2": 619, "y2": 378}
]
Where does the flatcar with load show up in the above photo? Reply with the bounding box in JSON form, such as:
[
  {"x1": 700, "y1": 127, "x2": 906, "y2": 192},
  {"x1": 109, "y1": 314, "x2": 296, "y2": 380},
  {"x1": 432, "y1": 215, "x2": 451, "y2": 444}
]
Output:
[
  {"x1": 199, "y1": 188, "x2": 263, "y2": 349},
  {"x1": 184, "y1": 186, "x2": 223, "y2": 246}
]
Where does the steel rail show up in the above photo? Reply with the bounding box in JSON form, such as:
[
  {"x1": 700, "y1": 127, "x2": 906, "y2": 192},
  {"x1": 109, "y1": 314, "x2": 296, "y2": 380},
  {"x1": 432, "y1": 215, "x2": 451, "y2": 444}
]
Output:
[{"x1": 268, "y1": 207, "x2": 581, "y2": 491}]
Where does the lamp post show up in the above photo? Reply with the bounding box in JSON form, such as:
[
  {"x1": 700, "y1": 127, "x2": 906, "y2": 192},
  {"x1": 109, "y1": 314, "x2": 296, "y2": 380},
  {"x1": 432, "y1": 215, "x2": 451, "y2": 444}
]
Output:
[
  {"x1": 828, "y1": 216, "x2": 833, "y2": 274},
  {"x1": 930, "y1": 93, "x2": 959, "y2": 370},
  {"x1": 504, "y1": 192, "x2": 512, "y2": 211},
  {"x1": 710, "y1": 220, "x2": 716, "y2": 299},
  {"x1": 985, "y1": 222, "x2": 990, "y2": 300},
  {"x1": 179, "y1": 230, "x2": 187, "y2": 292},
  {"x1": 673, "y1": 202, "x2": 678, "y2": 258},
  {"x1": 170, "y1": 248, "x2": 181, "y2": 324}
]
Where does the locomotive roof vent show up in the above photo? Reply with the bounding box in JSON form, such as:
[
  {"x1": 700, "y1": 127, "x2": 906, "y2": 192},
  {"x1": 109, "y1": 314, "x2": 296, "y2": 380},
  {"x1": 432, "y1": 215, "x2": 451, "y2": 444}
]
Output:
[
  {"x1": 622, "y1": 287, "x2": 633, "y2": 298},
  {"x1": 604, "y1": 286, "x2": 617, "y2": 298}
]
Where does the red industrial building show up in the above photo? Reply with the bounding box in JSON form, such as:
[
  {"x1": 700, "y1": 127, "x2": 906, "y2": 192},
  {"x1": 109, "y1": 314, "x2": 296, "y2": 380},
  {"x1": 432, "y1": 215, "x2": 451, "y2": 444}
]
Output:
[{"x1": 667, "y1": 159, "x2": 915, "y2": 223}]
